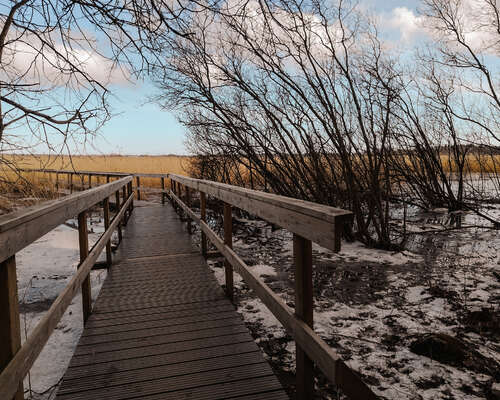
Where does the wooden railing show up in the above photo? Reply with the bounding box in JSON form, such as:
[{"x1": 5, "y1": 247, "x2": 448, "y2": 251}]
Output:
[
  {"x1": 0, "y1": 176, "x2": 134, "y2": 400},
  {"x1": 20, "y1": 168, "x2": 169, "y2": 202},
  {"x1": 167, "y1": 174, "x2": 378, "y2": 400}
]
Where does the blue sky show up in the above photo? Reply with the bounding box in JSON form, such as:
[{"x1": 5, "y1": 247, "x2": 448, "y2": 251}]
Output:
[{"x1": 94, "y1": 81, "x2": 186, "y2": 155}]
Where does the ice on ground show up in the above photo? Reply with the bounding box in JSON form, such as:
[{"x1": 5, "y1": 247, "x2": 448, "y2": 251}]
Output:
[{"x1": 15, "y1": 216, "x2": 108, "y2": 396}]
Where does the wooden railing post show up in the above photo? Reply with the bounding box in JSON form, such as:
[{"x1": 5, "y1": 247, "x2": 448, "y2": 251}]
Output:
[
  {"x1": 88, "y1": 174, "x2": 92, "y2": 189},
  {"x1": 68, "y1": 173, "x2": 72, "y2": 194},
  {"x1": 103, "y1": 198, "x2": 112, "y2": 267},
  {"x1": 122, "y1": 186, "x2": 128, "y2": 225},
  {"x1": 128, "y1": 181, "x2": 134, "y2": 212},
  {"x1": 223, "y1": 202, "x2": 233, "y2": 301},
  {"x1": 115, "y1": 190, "x2": 123, "y2": 243},
  {"x1": 78, "y1": 211, "x2": 92, "y2": 324},
  {"x1": 200, "y1": 192, "x2": 207, "y2": 257},
  {"x1": 106, "y1": 174, "x2": 110, "y2": 184},
  {"x1": 136, "y1": 176, "x2": 141, "y2": 200},
  {"x1": 186, "y1": 186, "x2": 192, "y2": 234},
  {"x1": 0, "y1": 255, "x2": 24, "y2": 400},
  {"x1": 161, "y1": 177, "x2": 165, "y2": 205},
  {"x1": 55, "y1": 173, "x2": 59, "y2": 192},
  {"x1": 293, "y1": 233, "x2": 314, "y2": 399}
]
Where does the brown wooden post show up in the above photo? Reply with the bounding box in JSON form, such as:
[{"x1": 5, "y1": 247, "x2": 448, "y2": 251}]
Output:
[
  {"x1": 200, "y1": 192, "x2": 207, "y2": 257},
  {"x1": 106, "y1": 174, "x2": 110, "y2": 184},
  {"x1": 128, "y1": 181, "x2": 134, "y2": 211},
  {"x1": 186, "y1": 186, "x2": 192, "y2": 234},
  {"x1": 161, "y1": 177, "x2": 165, "y2": 205},
  {"x1": 122, "y1": 186, "x2": 128, "y2": 225},
  {"x1": 67, "y1": 173, "x2": 72, "y2": 193},
  {"x1": 78, "y1": 211, "x2": 92, "y2": 324},
  {"x1": 0, "y1": 256, "x2": 24, "y2": 400},
  {"x1": 88, "y1": 174, "x2": 92, "y2": 189},
  {"x1": 136, "y1": 176, "x2": 141, "y2": 200},
  {"x1": 293, "y1": 233, "x2": 314, "y2": 399},
  {"x1": 103, "y1": 197, "x2": 112, "y2": 267},
  {"x1": 115, "y1": 190, "x2": 122, "y2": 243},
  {"x1": 223, "y1": 202, "x2": 233, "y2": 301},
  {"x1": 55, "y1": 173, "x2": 59, "y2": 192}
]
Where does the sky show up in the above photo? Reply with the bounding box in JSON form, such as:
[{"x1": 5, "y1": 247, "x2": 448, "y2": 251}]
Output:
[{"x1": 88, "y1": 0, "x2": 423, "y2": 156}]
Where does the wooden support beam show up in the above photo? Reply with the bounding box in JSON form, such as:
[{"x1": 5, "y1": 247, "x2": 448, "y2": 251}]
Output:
[
  {"x1": 78, "y1": 211, "x2": 92, "y2": 324},
  {"x1": 186, "y1": 186, "x2": 192, "y2": 234},
  {"x1": 128, "y1": 182, "x2": 134, "y2": 212},
  {"x1": 293, "y1": 234, "x2": 314, "y2": 399},
  {"x1": 115, "y1": 191, "x2": 122, "y2": 243},
  {"x1": 223, "y1": 202, "x2": 233, "y2": 301},
  {"x1": 88, "y1": 174, "x2": 92, "y2": 189},
  {"x1": 103, "y1": 198, "x2": 112, "y2": 268},
  {"x1": 122, "y1": 186, "x2": 127, "y2": 225},
  {"x1": 136, "y1": 176, "x2": 141, "y2": 200},
  {"x1": 161, "y1": 177, "x2": 165, "y2": 205},
  {"x1": 0, "y1": 256, "x2": 23, "y2": 400},
  {"x1": 200, "y1": 192, "x2": 207, "y2": 257}
]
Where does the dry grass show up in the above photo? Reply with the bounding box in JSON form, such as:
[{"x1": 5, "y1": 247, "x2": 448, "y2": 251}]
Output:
[{"x1": 3, "y1": 154, "x2": 192, "y2": 192}]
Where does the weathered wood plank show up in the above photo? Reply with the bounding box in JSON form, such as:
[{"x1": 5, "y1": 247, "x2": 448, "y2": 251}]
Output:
[
  {"x1": 0, "y1": 193, "x2": 133, "y2": 400},
  {"x1": 169, "y1": 173, "x2": 352, "y2": 252},
  {"x1": 0, "y1": 256, "x2": 23, "y2": 400},
  {"x1": 0, "y1": 176, "x2": 132, "y2": 264}
]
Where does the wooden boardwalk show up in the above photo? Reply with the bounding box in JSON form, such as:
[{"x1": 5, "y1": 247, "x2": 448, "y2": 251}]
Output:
[{"x1": 55, "y1": 204, "x2": 288, "y2": 400}]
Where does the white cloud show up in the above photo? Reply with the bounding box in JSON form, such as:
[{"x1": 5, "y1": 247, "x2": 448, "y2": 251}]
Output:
[{"x1": 384, "y1": 6, "x2": 427, "y2": 42}]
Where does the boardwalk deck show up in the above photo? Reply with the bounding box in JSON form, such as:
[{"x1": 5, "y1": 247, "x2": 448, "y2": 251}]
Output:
[{"x1": 56, "y1": 204, "x2": 288, "y2": 400}]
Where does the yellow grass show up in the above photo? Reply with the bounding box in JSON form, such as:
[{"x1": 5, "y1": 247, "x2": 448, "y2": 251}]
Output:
[{"x1": 3, "y1": 154, "x2": 192, "y2": 198}]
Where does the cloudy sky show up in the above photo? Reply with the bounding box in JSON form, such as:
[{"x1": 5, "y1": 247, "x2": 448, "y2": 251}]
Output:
[{"x1": 72, "y1": 0, "x2": 425, "y2": 155}]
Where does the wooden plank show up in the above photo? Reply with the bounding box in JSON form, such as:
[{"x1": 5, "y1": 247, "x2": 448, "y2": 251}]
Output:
[
  {"x1": 224, "y1": 202, "x2": 233, "y2": 301},
  {"x1": 61, "y1": 352, "x2": 266, "y2": 395},
  {"x1": 64, "y1": 342, "x2": 262, "y2": 381},
  {"x1": 0, "y1": 176, "x2": 132, "y2": 264},
  {"x1": 136, "y1": 176, "x2": 141, "y2": 200},
  {"x1": 293, "y1": 234, "x2": 314, "y2": 399},
  {"x1": 0, "y1": 256, "x2": 23, "y2": 400},
  {"x1": 103, "y1": 197, "x2": 112, "y2": 267},
  {"x1": 0, "y1": 194, "x2": 133, "y2": 400},
  {"x1": 57, "y1": 362, "x2": 274, "y2": 400},
  {"x1": 70, "y1": 331, "x2": 253, "y2": 367},
  {"x1": 78, "y1": 212, "x2": 92, "y2": 324},
  {"x1": 196, "y1": 216, "x2": 378, "y2": 400},
  {"x1": 200, "y1": 191, "x2": 207, "y2": 256},
  {"x1": 169, "y1": 173, "x2": 352, "y2": 252},
  {"x1": 73, "y1": 324, "x2": 251, "y2": 356}
]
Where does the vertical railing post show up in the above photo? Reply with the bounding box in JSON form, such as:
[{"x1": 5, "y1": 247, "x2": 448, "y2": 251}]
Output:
[
  {"x1": 161, "y1": 177, "x2": 165, "y2": 205},
  {"x1": 115, "y1": 190, "x2": 123, "y2": 243},
  {"x1": 55, "y1": 173, "x2": 59, "y2": 192},
  {"x1": 103, "y1": 197, "x2": 112, "y2": 267},
  {"x1": 78, "y1": 211, "x2": 92, "y2": 324},
  {"x1": 186, "y1": 186, "x2": 192, "y2": 234},
  {"x1": 136, "y1": 176, "x2": 141, "y2": 200},
  {"x1": 106, "y1": 174, "x2": 110, "y2": 184},
  {"x1": 128, "y1": 181, "x2": 134, "y2": 212},
  {"x1": 200, "y1": 192, "x2": 207, "y2": 257},
  {"x1": 121, "y1": 186, "x2": 128, "y2": 225},
  {"x1": 88, "y1": 174, "x2": 92, "y2": 189},
  {"x1": 223, "y1": 202, "x2": 233, "y2": 301},
  {"x1": 0, "y1": 255, "x2": 24, "y2": 400},
  {"x1": 68, "y1": 173, "x2": 72, "y2": 194},
  {"x1": 293, "y1": 233, "x2": 314, "y2": 399}
]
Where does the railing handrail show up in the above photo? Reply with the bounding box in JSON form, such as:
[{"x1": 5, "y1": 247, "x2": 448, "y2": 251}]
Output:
[
  {"x1": 19, "y1": 168, "x2": 170, "y2": 178},
  {"x1": 168, "y1": 173, "x2": 353, "y2": 252},
  {"x1": 0, "y1": 176, "x2": 133, "y2": 264},
  {"x1": 0, "y1": 178, "x2": 134, "y2": 400},
  {"x1": 167, "y1": 174, "x2": 377, "y2": 400}
]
